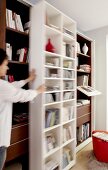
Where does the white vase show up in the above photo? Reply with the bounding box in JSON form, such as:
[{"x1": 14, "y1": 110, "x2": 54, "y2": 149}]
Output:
[{"x1": 82, "y1": 43, "x2": 88, "y2": 55}]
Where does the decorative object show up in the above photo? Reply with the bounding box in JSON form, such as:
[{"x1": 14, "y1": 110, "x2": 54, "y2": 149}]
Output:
[
  {"x1": 77, "y1": 42, "x2": 81, "y2": 53},
  {"x1": 82, "y1": 43, "x2": 88, "y2": 55},
  {"x1": 46, "y1": 38, "x2": 55, "y2": 53}
]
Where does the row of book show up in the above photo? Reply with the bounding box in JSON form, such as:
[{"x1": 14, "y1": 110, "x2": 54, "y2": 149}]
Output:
[
  {"x1": 62, "y1": 106, "x2": 74, "y2": 122},
  {"x1": 13, "y1": 113, "x2": 28, "y2": 123},
  {"x1": 6, "y1": 9, "x2": 30, "y2": 33},
  {"x1": 62, "y1": 147, "x2": 73, "y2": 168},
  {"x1": 63, "y1": 60, "x2": 74, "y2": 69},
  {"x1": 63, "y1": 91, "x2": 74, "y2": 100},
  {"x1": 46, "y1": 57, "x2": 60, "y2": 67},
  {"x1": 63, "y1": 70, "x2": 74, "y2": 79},
  {"x1": 6, "y1": 9, "x2": 24, "y2": 32},
  {"x1": 45, "y1": 133, "x2": 57, "y2": 153},
  {"x1": 45, "y1": 109, "x2": 59, "y2": 128},
  {"x1": 62, "y1": 42, "x2": 75, "y2": 58},
  {"x1": 45, "y1": 68, "x2": 60, "y2": 78},
  {"x1": 63, "y1": 81, "x2": 74, "y2": 90},
  {"x1": 6, "y1": 43, "x2": 28, "y2": 62},
  {"x1": 77, "y1": 123, "x2": 90, "y2": 143},
  {"x1": 45, "y1": 93, "x2": 60, "y2": 104},
  {"x1": 78, "y1": 64, "x2": 91, "y2": 72},
  {"x1": 77, "y1": 75, "x2": 89, "y2": 86},
  {"x1": 63, "y1": 126, "x2": 73, "y2": 143}
]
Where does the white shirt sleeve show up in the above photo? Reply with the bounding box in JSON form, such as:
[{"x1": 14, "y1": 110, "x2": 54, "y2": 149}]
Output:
[
  {"x1": 0, "y1": 80, "x2": 38, "y2": 103},
  {"x1": 11, "y1": 80, "x2": 26, "y2": 88}
]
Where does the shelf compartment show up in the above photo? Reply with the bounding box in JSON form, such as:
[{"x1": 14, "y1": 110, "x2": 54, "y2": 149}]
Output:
[
  {"x1": 45, "y1": 2, "x2": 62, "y2": 31},
  {"x1": 45, "y1": 79, "x2": 61, "y2": 92},
  {"x1": 45, "y1": 108, "x2": 60, "y2": 129},
  {"x1": 44, "y1": 128, "x2": 60, "y2": 158},
  {"x1": 62, "y1": 141, "x2": 76, "y2": 169},
  {"x1": 63, "y1": 80, "x2": 75, "y2": 91},
  {"x1": 6, "y1": 27, "x2": 29, "y2": 49},
  {"x1": 45, "y1": 150, "x2": 60, "y2": 170},
  {"x1": 62, "y1": 121, "x2": 76, "y2": 144},
  {"x1": 45, "y1": 28, "x2": 62, "y2": 54}
]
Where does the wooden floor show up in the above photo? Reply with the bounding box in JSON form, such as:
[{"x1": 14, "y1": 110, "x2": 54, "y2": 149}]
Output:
[
  {"x1": 71, "y1": 142, "x2": 93, "y2": 170},
  {"x1": 5, "y1": 142, "x2": 93, "y2": 170}
]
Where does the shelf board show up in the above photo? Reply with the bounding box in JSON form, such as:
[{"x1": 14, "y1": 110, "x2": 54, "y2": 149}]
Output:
[
  {"x1": 44, "y1": 101, "x2": 61, "y2": 106},
  {"x1": 63, "y1": 160, "x2": 75, "y2": 170},
  {"x1": 63, "y1": 78, "x2": 75, "y2": 81},
  {"x1": 45, "y1": 25, "x2": 61, "y2": 36},
  {"x1": 77, "y1": 52, "x2": 90, "y2": 58},
  {"x1": 63, "y1": 89, "x2": 76, "y2": 92},
  {"x1": 77, "y1": 69, "x2": 90, "y2": 74},
  {"x1": 45, "y1": 65, "x2": 61, "y2": 69},
  {"x1": 62, "y1": 119, "x2": 76, "y2": 125},
  {"x1": 76, "y1": 137, "x2": 92, "y2": 153},
  {"x1": 62, "y1": 138, "x2": 75, "y2": 148},
  {"x1": 6, "y1": 27, "x2": 29, "y2": 36},
  {"x1": 45, "y1": 90, "x2": 61, "y2": 93},
  {"x1": 44, "y1": 146, "x2": 60, "y2": 158},
  {"x1": 45, "y1": 77, "x2": 61, "y2": 80},
  {"x1": 63, "y1": 56, "x2": 75, "y2": 60},
  {"x1": 44, "y1": 124, "x2": 60, "y2": 133},
  {"x1": 45, "y1": 51, "x2": 62, "y2": 57},
  {"x1": 62, "y1": 99, "x2": 75, "y2": 103},
  {"x1": 63, "y1": 33, "x2": 75, "y2": 42},
  {"x1": 9, "y1": 60, "x2": 28, "y2": 65},
  {"x1": 63, "y1": 68, "x2": 75, "y2": 71}
]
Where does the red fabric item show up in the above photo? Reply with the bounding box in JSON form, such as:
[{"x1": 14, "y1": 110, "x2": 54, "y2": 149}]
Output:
[{"x1": 92, "y1": 130, "x2": 108, "y2": 162}]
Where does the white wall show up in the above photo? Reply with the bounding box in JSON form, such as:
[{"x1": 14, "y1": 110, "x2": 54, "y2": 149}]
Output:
[{"x1": 85, "y1": 26, "x2": 108, "y2": 130}]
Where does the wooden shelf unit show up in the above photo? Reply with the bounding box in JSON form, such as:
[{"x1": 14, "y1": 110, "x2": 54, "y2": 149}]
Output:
[
  {"x1": 76, "y1": 32, "x2": 95, "y2": 150},
  {"x1": 0, "y1": 0, "x2": 30, "y2": 168}
]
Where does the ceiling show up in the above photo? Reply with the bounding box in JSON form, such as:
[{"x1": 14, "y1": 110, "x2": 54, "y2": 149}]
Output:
[{"x1": 46, "y1": 0, "x2": 108, "y2": 31}]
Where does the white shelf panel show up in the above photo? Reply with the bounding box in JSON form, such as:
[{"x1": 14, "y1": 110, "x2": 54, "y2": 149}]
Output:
[
  {"x1": 44, "y1": 124, "x2": 60, "y2": 133},
  {"x1": 44, "y1": 77, "x2": 61, "y2": 80},
  {"x1": 63, "y1": 89, "x2": 76, "y2": 92},
  {"x1": 45, "y1": 90, "x2": 61, "y2": 94},
  {"x1": 76, "y1": 137, "x2": 92, "y2": 153},
  {"x1": 45, "y1": 65, "x2": 61, "y2": 69},
  {"x1": 63, "y1": 68, "x2": 75, "y2": 71},
  {"x1": 44, "y1": 146, "x2": 60, "y2": 158},
  {"x1": 62, "y1": 119, "x2": 76, "y2": 125},
  {"x1": 63, "y1": 33, "x2": 75, "y2": 42},
  {"x1": 63, "y1": 160, "x2": 75, "y2": 170},
  {"x1": 45, "y1": 25, "x2": 61, "y2": 36},
  {"x1": 62, "y1": 99, "x2": 75, "y2": 103},
  {"x1": 63, "y1": 78, "x2": 75, "y2": 81},
  {"x1": 44, "y1": 101, "x2": 61, "y2": 106},
  {"x1": 45, "y1": 51, "x2": 62, "y2": 57},
  {"x1": 62, "y1": 138, "x2": 75, "y2": 148},
  {"x1": 63, "y1": 56, "x2": 75, "y2": 60}
]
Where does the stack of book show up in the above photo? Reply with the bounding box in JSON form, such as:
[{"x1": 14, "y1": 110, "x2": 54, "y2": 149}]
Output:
[
  {"x1": 63, "y1": 106, "x2": 74, "y2": 122},
  {"x1": 45, "y1": 93, "x2": 60, "y2": 104},
  {"x1": 63, "y1": 126, "x2": 72, "y2": 143},
  {"x1": 77, "y1": 123, "x2": 90, "y2": 143},
  {"x1": 45, "y1": 133, "x2": 57, "y2": 153}
]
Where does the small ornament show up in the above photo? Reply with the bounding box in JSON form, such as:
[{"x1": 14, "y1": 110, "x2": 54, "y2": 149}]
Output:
[
  {"x1": 82, "y1": 43, "x2": 88, "y2": 55},
  {"x1": 46, "y1": 38, "x2": 55, "y2": 53}
]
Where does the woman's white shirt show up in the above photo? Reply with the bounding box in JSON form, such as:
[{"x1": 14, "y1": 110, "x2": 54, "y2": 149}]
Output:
[{"x1": 0, "y1": 79, "x2": 38, "y2": 147}]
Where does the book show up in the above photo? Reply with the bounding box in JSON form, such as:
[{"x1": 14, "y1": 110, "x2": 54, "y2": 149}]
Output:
[{"x1": 77, "y1": 86, "x2": 101, "y2": 96}]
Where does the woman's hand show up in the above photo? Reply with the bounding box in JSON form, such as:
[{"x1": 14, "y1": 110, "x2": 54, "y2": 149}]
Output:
[
  {"x1": 25, "y1": 69, "x2": 36, "y2": 84},
  {"x1": 28, "y1": 69, "x2": 36, "y2": 82},
  {"x1": 36, "y1": 84, "x2": 45, "y2": 94}
]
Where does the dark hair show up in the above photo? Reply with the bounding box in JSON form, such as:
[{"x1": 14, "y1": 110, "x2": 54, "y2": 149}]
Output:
[{"x1": 0, "y1": 48, "x2": 8, "y2": 65}]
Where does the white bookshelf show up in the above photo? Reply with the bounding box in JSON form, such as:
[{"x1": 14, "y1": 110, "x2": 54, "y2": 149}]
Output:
[{"x1": 30, "y1": 1, "x2": 76, "y2": 170}]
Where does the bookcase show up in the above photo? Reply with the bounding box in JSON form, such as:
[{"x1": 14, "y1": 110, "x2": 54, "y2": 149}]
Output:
[
  {"x1": 29, "y1": 1, "x2": 76, "y2": 170},
  {"x1": 76, "y1": 32, "x2": 95, "y2": 151},
  {"x1": 0, "y1": 0, "x2": 30, "y2": 168}
]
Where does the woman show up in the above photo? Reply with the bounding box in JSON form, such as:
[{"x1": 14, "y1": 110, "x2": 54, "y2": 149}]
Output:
[{"x1": 0, "y1": 48, "x2": 45, "y2": 170}]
